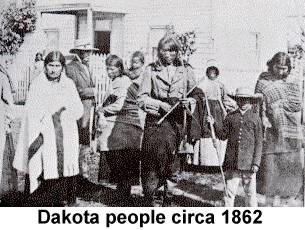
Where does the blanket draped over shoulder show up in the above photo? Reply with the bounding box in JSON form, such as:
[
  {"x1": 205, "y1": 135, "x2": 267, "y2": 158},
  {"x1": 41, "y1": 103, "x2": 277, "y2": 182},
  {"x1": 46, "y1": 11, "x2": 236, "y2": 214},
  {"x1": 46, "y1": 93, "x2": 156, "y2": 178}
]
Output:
[
  {"x1": 13, "y1": 73, "x2": 83, "y2": 193},
  {"x1": 255, "y1": 72, "x2": 303, "y2": 153}
]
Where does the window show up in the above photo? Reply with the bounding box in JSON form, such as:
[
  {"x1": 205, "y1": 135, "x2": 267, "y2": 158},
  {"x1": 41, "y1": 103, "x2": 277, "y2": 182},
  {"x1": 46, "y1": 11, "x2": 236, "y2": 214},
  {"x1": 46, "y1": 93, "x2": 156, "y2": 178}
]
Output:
[
  {"x1": 44, "y1": 29, "x2": 59, "y2": 52},
  {"x1": 149, "y1": 26, "x2": 166, "y2": 62}
]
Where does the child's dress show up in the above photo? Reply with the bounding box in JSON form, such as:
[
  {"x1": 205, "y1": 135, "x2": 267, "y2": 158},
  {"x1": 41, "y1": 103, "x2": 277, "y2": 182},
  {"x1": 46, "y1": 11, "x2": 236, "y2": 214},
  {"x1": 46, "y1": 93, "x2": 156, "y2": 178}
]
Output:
[{"x1": 190, "y1": 77, "x2": 236, "y2": 166}]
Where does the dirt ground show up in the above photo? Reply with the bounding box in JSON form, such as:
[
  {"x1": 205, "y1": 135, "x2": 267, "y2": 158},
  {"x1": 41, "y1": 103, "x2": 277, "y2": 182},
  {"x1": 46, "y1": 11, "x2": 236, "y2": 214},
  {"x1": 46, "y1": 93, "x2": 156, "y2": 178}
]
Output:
[{"x1": 74, "y1": 169, "x2": 303, "y2": 207}]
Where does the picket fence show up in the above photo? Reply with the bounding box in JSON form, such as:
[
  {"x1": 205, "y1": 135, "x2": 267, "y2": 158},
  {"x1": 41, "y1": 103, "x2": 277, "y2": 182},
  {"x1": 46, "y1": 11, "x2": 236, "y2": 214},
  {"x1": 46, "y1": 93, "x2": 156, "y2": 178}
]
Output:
[
  {"x1": 13, "y1": 66, "x2": 31, "y2": 105},
  {"x1": 90, "y1": 53, "x2": 111, "y2": 106},
  {"x1": 13, "y1": 53, "x2": 111, "y2": 105}
]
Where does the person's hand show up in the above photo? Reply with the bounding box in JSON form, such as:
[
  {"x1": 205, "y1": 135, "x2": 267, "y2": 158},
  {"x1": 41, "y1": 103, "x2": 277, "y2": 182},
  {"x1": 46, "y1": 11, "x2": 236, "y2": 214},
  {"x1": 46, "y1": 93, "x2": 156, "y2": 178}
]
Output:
[
  {"x1": 143, "y1": 104, "x2": 160, "y2": 116},
  {"x1": 180, "y1": 97, "x2": 196, "y2": 108},
  {"x1": 4, "y1": 104, "x2": 13, "y2": 128},
  {"x1": 4, "y1": 114, "x2": 12, "y2": 132},
  {"x1": 262, "y1": 116, "x2": 272, "y2": 128},
  {"x1": 4, "y1": 103, "x2": 14, "y2": 123},
  {"x1": 159, "y1": 102, "x2": 172, "y2": 112},
  {"x1": 207, "y1": 115, "x2": 215, "y2": 125},
  {"x1": 251, "y1": 165, "x2": 259, "y2": 173},
  {"x1": 146, "y1": 108, "x2": 160, "y2": 116},
  {"x1": 97, "y1": 113, "x2": 107, "y2": 131},
  {"x1": 212, "y1": 138, "x2": 218, "y2": 149}
]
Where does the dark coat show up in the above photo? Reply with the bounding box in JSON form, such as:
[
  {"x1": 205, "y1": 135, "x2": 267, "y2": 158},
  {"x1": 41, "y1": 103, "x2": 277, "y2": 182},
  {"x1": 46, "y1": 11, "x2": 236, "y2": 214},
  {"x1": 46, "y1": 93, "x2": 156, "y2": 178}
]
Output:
[
  {"x1": 66, "y1": 60, "x2": 95, "y2": 145},
  {"x1": 215, "y1": 109, "x2": 263, "y2": 171},
  {"x1": 138, "y1": 62, "x2": 197, "y2": 118},
  {"x1": 138, "y1": 62, "x2": 198, "y2": 184}
]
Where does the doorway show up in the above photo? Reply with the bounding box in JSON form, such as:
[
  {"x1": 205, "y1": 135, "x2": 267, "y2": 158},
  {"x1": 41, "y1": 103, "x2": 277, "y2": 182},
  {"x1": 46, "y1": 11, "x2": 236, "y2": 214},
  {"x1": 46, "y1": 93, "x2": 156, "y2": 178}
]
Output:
[{"x1": 94, "y1": 31, "x2": 111, "y2": 54}]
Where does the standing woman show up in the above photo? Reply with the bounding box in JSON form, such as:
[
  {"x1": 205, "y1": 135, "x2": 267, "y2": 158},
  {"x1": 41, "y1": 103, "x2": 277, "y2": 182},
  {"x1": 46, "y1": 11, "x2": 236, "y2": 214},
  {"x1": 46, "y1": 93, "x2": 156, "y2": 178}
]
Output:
[
  {"x1": 13, "y1": 51, "x2": 83, "y2": 206},
  {"x1": 255, "y1": 52, "x2": 303, "y2": 206},
  {"x1": 0, "y1": 66, "x2": 16, "y2": 202},
  {"x1": 96, "y1": 55, "x2": 143, "y2": 205},
  {"x1": 137, "y1": 34, "x2": 198, "y2": 205}
]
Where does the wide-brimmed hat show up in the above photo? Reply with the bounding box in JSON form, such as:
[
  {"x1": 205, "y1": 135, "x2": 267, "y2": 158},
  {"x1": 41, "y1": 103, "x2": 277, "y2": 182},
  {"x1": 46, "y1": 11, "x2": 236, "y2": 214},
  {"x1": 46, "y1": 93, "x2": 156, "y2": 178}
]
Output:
[
  {"x1": 229, "y1": 87, "x2": 263, "y2": 100},
  {"x1": 69, "y1": 39, "x2": 99, "y2": 53}
]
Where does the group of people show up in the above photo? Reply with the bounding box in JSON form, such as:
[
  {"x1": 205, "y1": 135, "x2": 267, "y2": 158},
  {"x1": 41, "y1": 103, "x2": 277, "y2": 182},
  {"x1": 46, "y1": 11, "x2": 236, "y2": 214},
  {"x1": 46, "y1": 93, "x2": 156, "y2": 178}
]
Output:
[{"x1": 0, "y1": 33, "x2": 303, "y2": 207}]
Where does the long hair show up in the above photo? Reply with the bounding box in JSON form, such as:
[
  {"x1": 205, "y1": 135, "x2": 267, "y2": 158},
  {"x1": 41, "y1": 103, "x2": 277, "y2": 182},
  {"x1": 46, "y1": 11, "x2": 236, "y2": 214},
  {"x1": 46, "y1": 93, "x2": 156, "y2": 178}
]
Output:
[
  {"x1": 35, "y1": 52, "x2": 43, "y2": 62},
  {"x1": 105, "y1": 54, "x2": 124, "y2": 75},
  {"x1": 44, "y1": 51, "x2": 66, "y2": 68},
  {"x1": 157, "y1": 35, "x2": 182, "y2": 66},
  {"x1": 267, "y1": 52, "x2": 291, "y2": 74},
  {"x1": 131, "y1": 51, "x2": 145, "y2": 65}
]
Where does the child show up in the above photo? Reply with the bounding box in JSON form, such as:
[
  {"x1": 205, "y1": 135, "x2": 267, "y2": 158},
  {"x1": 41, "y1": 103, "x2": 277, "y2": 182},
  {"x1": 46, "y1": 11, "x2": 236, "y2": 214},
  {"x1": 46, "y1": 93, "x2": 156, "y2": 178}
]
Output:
[
  {"x1": 125, "y1": 51, "x2": 145, "y2": 87},
  {"x1": 208, "y1": 87, "x2": 263, "y2": 207},
  {"x1": 31, "y1": 52, "x2": 44, "y2": 83},
  {"x1": 124, "y1": 51, "x2": 146, "y2": 129},
  {"x1": 190, "y1": 64, "x2": 236, "y2": 166}
]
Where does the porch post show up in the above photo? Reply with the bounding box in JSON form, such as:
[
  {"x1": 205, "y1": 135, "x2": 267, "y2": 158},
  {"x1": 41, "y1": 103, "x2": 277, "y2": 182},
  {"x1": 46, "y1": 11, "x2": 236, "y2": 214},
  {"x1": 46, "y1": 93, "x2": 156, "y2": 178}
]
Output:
[{"x1": 87, "y1": 8, "x2": 94, "y2": 45}]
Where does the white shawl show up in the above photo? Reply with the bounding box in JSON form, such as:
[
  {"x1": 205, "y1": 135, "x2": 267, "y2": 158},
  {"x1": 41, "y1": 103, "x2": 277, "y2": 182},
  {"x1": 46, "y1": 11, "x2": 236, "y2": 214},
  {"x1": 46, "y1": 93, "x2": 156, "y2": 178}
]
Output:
[{"x1": 13, "y1": 73, "x2": 83, "y2": 193}]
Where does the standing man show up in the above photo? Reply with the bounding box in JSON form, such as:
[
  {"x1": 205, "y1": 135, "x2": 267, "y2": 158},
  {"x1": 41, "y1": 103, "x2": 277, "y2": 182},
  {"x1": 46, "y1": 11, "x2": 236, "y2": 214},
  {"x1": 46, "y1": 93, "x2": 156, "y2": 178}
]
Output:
[
  {"x1": 137, "y1": 34, "x2": 198, "y2": 205},
  {"x1": 66, "y1": 39, "x2": 98, "y2": 186}
]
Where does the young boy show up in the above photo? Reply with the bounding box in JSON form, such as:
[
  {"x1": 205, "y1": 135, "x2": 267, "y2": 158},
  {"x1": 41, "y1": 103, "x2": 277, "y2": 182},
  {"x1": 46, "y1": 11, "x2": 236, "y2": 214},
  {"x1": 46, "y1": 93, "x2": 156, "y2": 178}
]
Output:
[{"x1": 208, "y1": 87, "x2": 263, "y2": 207}]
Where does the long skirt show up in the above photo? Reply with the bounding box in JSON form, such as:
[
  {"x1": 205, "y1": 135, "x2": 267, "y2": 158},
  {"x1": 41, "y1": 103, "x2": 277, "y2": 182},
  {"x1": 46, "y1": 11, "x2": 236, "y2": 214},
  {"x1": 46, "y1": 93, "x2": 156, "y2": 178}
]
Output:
[
  {"x1": 192, "y1": 138, "x2": 227, "y2": 166},
  {"x1": 257, "y1": 151, "x2": 303, "y2": 197},
  {"x1": 95, "y1": 117, "x2": 143, "y2": 183},
  {"x1": 97, "y1": 121, "x2": 143, "y2": 152},
  {"x1": 191, "y1": 99, "x2": 226, "y2": 166}
]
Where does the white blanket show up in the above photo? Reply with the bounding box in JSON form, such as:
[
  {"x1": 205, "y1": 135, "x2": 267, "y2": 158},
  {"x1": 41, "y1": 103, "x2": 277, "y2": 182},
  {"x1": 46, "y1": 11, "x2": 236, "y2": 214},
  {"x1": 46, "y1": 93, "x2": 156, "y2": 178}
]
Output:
[{"x1": 13, "y1": 73, "x2": 83, "y2": 193}]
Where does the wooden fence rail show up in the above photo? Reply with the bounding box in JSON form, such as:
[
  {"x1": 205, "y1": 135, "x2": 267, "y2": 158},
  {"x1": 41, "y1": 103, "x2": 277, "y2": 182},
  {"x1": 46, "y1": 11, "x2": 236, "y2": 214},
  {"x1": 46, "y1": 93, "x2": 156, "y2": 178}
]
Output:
[
  {"x1": 13, "y1": 67, "x2": 31, "y2": 105},
  {"x1": 90, "y1": 53, "x2": 111, "y2": 106}
]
